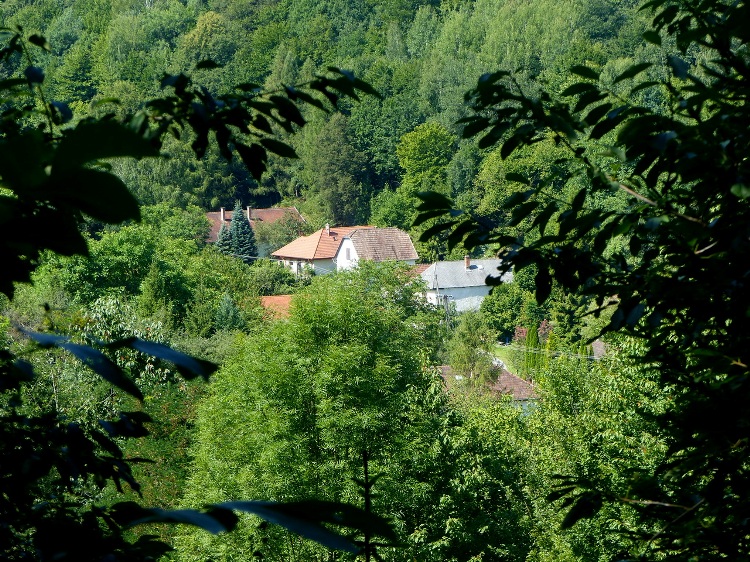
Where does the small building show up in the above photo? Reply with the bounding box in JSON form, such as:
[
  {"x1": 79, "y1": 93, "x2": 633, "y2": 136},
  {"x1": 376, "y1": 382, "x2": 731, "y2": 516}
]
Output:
[
  {"x1": 206, "y1": 206, "x2": 305, "y2": 246},
  {"x1": 272, "y1": 225, "x2": 417, "y2": 275},
  {"x1": 421, "y1": 256, "x2": 512, "y2": 312},
  {"x1": 335, "y1": 227, "x2": 418, "y2": 271}
]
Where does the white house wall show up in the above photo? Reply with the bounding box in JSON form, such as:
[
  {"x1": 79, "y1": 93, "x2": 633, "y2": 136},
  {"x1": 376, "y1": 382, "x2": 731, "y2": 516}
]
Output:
[
  {"x1": 336, "y1": 239, "x2": 359, "y2": 271},
  {"x1": 426, "y1": 285, "x2": 492, "y2": 312}
]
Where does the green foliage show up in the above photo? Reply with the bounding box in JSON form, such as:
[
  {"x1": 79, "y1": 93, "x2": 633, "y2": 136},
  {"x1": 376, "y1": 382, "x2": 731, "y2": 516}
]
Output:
[
  {"x1": 419, "y1": 0, "x2": 750, "y2": 558},
  {"x1": 228, "y1": 200, "x2": 257, "y2": 264},
  {"x1": 0, "y1": 26, "x2": 385, "y2": 561},
  {"x1": 447, "y1": 311, "x2": 496, "y2": 383},
  {"x1": 214, "y1": 293, "x2": 246, "y2": 332},
  {"x1": 179, "y1": 263, "x2": 443, "y2": 560}
]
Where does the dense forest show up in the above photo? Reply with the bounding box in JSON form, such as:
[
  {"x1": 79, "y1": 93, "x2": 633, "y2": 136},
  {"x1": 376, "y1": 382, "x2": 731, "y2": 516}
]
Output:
[{"x1": 1, "y1": 0, "x2": 748, "y2": 560}]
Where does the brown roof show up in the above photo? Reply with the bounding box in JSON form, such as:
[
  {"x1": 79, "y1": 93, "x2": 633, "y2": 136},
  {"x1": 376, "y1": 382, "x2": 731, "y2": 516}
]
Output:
[
  {"x1": 489, "y1": 370, "x2": 539, "y2": 401},
  {"x1": 271, "y1": 225, "x2": 374, "y2": 261},
  {"x1": 439, "y1": 365, "x2": 538, "y2": 401},
  {"x1": 411, "y1": 263, "x2": 431, "y2": 276},
  {"x1": 206, "y1": 207, "x2": 304, "y2": 243},
  {"x1": 348, "y1": 227, "x2": 418, "y2": 261},
  {"x1": 260, "y1": 295, "x2": 293, "y2": 319}
]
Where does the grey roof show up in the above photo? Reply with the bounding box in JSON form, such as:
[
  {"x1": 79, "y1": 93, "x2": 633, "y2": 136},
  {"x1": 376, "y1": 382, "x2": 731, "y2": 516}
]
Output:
[
  {"x1": 348, "y1": 228, "x2": 418, "y2": 261},
  {"x1": 420, "y1": 259, "x2": 511, "y2": 289}
]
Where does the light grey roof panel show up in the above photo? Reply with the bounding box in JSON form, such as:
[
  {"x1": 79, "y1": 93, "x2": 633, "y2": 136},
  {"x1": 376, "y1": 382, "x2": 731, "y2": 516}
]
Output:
[{"x1": 420, "y1": 259, "x2": 511, "y2": 289}]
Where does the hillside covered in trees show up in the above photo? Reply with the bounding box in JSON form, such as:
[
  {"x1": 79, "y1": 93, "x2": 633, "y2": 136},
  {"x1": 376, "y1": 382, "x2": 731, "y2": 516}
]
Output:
[
  {"x1": 1, "y1": 0, "x2": 652, "y2": 252},
  {"x1": 2, "y1": 0, "x2": 749, "y2": 561}
]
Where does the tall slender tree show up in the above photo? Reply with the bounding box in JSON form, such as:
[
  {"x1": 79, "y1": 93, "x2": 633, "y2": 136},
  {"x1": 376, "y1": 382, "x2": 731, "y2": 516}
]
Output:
[
  {"x1": 229, "y1": 201, "x2": 257, "y2": 265},
  {"x1": 216, "y1": 222, "x2": 232, "y2": 256}
]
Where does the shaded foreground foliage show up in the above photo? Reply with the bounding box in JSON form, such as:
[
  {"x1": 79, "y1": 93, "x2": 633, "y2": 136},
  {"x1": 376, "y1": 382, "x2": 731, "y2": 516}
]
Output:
[
  {"x1": 419, "y1": 0, "x2": 750, "y2": 559},
  {"x1": 0, "y1": 27, "x2": 389, "y2": 560}
]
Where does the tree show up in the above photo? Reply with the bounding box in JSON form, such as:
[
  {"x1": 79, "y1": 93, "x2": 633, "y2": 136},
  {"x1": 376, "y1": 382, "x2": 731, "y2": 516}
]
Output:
[
  {"x1": 178, "y1": 263, "x2": 441, "y2": 560},
  {"x1": 447, "y1": 310, "x2": 496, "y2": 383},
  {"x1": 419, "y1": 0, "x2": 750, "y2": 558},
  {"x1": 216, "y1": 222, "x2": 232, "y2": 255},
  {"x1": 228, "y1": 200, "x2": 257, "y2": 264},
  {"x1": 0, "y1": 27, "x2": 383, "y2": 560}
]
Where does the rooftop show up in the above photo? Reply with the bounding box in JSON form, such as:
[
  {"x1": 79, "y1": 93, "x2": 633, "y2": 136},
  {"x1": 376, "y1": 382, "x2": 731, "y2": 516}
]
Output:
[
  {"x1": 271, "y1": 225, "x2": 375, "y2": 260},
  {"x1": 206, "y1": 207, "x2": 304, "y2": 243},
  {"x1": 421, "y1": 259, "x2": 512, "y2": 289}
]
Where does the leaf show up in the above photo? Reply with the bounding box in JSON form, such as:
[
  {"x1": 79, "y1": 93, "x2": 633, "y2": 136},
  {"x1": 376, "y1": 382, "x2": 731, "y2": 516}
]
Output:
[
  {"x1": 570, "y1": 65, "x2": 600, "y2": 81},
  {"x1": 235, "y1": 143, "x2": 268, "y2": 180},
  {"x1": 668, "y1": 55, "x2": 689, "y2": 79},
  {"x1": 24, "y1": 66, "x2": 44, "y2": 84},
  {"x1": 28, "y1": 34, "x2": 51, "y2": 51},
  {"x1": 447, "y1": 220, "x2": 476, "y2": 250},
  {"x1": 505, "y1": 172, "x2": 529, "y2": 184},
  {"x1": 626, "y1": 303, "x2": 645, "y2": 326},
  {"x1": 260, "y1": 138, "x2": 298, "y2": 158},
  {"x1": 643, "y1": 30, "x2": 662, "y2": 45},
  {"x1": 195, "y1": 59, "x2": 222, "y2": 70},
  {"x1": 612, "y1": 63, "x2": 653, "y2": 84},
  {"x1": 583, "y1": 103, "x2": 613, "y2": 126},
  {"x1": 730, "y1": 183, "x2": 750, "y2": 199},
  {"x1": 129, "y1": 508, "x2": 235, "y2": 534},
  {"x1": 415, "y1": 191, "x2": 454, "y2": 211},
  {"x1": 21, "y1": 329, "x2": 143, "y2": 400},
  {"x1": 419, "y1": 220, "x2": 457, "y2": 242},
  {"x1": 535, "y1": 266, "x2": 552, "y2": 304},
  {"x1": 560, "y1": 82, "x2": 599, "y2": 97},
  {"x1": 53, "y1": 169, "x2": 141, "y2": 224},
  {"x1": 560, "y1": 493, "x2": 602, "y2": 529},
  {"x1": 110, "y1": 338, "x2": 218, "y2": 381},
  {"x1": 0, "y1": 77, "x2": 26, "y2": 90},
  {"x1": 53, "y1": 121, "x2": 159, "y2": 172},
  {"x1": 221, "y1": 500, "x2": 397, "y2": 552}
]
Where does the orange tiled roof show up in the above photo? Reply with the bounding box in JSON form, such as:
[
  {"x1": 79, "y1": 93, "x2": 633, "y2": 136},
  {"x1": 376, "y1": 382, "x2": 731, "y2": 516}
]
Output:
[
  {"x1": 260, "y1": 295, "x2": 293, "y2": 319},
  {"x1": 271, "y1": 225, "x2": 374, "y2": 260}
]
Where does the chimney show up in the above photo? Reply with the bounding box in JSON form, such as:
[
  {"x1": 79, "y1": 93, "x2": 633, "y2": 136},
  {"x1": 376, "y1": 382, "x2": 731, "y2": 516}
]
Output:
[
  {"x1": 325, "y1": 223, "x2": 330, "y2": 236},
  {"x1": 246, "y1": 206, "x2": 251, "y2": 222},
  {"x1": 465, "y1": 255, "x2": 471, "y2": 269},
  {"x1": 220, "y1": 207, "x2": 225, "y2": 222}
]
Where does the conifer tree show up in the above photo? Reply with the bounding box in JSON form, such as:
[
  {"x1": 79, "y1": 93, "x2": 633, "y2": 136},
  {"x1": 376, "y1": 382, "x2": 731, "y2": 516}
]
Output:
[
  {"x1": 216, "y1": 222, "x2": 232, "y2": 256},
  {"x1": 215, "y1": 293, "x2": 246, "y2": 332},
  {"x1": 229, "y1": 201, "x2": 257, "y2": 265}
]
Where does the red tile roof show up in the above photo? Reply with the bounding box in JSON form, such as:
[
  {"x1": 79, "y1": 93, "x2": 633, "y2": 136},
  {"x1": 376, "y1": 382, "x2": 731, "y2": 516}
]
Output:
[
  {"x1": 206, "y1": 207, "x2": 304, "y2": 243},
  {"x1": 260, "y1": 295, "x2": 293, "y2": 319},
  {"x1": 439, "y1": 365, "x2": 538, "y2": 401},
  {"x1": 271, "y1": 225, "x2": 375, "y2": 260},
  {"x1": 489, "y1": 370, "x2": 539, "y2": 401}
]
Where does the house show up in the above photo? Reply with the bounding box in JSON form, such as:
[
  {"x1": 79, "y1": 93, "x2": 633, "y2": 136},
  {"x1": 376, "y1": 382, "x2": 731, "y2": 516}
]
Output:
[
  {"x1": 334, "y1": 227, "x2": 418, "y2": 271},
  {"x1": 439, "y1": 364, "x2": 538, "y2": 405},
  {"x1": 205, "y1": 206, "x2": 305, "y2": 251},
  {"x1": 271, "y1": 225, "x2": 417, "y2": 275},
  {"x1": 420, "y1": 256, "x2": 512, "y2": 312}
]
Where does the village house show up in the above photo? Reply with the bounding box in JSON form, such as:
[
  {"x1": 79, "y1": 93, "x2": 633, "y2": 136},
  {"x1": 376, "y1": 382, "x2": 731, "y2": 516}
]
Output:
[
  {"x1": 205, "y1": 206, "x2": 305, "y2": 255},
  {"x1": 421, "y1": 256, "x2": 512, "y2": 312},
  {"x1": 271, "y1": 225, "x2": 417, "y2": 275}
]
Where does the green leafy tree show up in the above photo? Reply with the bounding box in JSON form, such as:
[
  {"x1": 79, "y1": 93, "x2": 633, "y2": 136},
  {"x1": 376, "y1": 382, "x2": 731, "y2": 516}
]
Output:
[
  {"x1": 447, "y1": 310, "x2": 496, "y2": 384},
  {"x1": 229, "y1": 200, "x2": 257, "y2": 265},
  {"x1": 0, "y1": 27, "x2": 383, "y2": 560},
  {"x1": 419, "y1": 0, "x2": 750, "y2": 558},
  {"x1": 179, "y1": 263, "x2": 441, "y2": 560}
]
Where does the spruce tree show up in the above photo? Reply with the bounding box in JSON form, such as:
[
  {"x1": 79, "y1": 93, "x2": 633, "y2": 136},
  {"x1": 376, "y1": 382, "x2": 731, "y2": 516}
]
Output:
[
  {"x1": 229, "y1": 201, "x2": 257, "y2": 265},
  {"x1": 216, "y1": 222, "x2": 232, "y2": 256}
]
